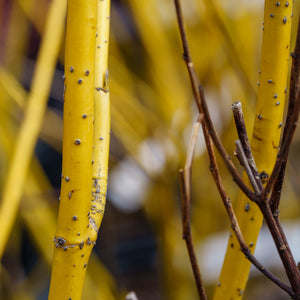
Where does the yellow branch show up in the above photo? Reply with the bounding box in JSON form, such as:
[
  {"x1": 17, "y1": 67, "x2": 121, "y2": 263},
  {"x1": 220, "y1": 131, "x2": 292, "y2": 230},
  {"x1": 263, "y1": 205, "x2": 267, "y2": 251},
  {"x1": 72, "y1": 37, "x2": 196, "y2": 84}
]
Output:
[
  {"x1": 0, "y1": 0, "x2": 67, "y2": 258},
  {"x1": 90, "y1": 0, "x2": 111, "y2": 241},
  {"x1": 17, "y1": 0, "x2": 48, "y2": 36},
  {"x1": 201, "y1": 0, "x2": 257, "y2": 97},
  {"x1": 128, "y1": 0, "x2": 188, "y2": 126},
  {"x1": 214, "y1": 1, "x2": 293, "y2": 299},
  {"x1": 0, "y1": 85, "x2": 116, "y2": 299},
  {"x1": 48, "y1": 1, "x2": 97, "y2": 299},
  {"x1": 0, "y1": 66, "x2": 63, "y2": 152}
]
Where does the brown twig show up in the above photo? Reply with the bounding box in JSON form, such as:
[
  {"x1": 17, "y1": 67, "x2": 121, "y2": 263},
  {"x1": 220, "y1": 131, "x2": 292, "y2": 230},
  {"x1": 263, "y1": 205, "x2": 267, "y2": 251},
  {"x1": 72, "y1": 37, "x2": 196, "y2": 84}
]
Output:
[
  {"x1": 269, "y1": 174, "x2": 297, "y2": 296},
  {"x1": 244, "y1": 20, "x2": 300, "y2": 295},
  {"x1": 201, "y1": 121, "x2": 293, "y2": 297},
  {"x1": 231, "y1": 107, "x2": 300, "y2": 294},
  {"x1": 179, "y1": 168, "x2": 207, "y2": 300},
  {"x1": 173, "y1": 0, "x2": 258, "y2": 203},
  {"x1": 262, "y1": 90, "x2": 300, "y2": 199},
  {"x1": 198, "y1": 87, "x2": 259, "y2": 202},
  {"x1": 179, "y1": 115, "x2": 207, "y2": 300},
  {"x1": 179, "y1": 171, "x2": 207, "y2": 300},
  {"x1": 258, "y1": 21, "x2": 300, "y2": 292},
  {"x1": 173, "y1": 0, "x2": 202, "y2": 113},
  {"x1": 174, "y1": 1, "x2": 300, "y2": 298},
  {"x1": 258, "y1": 201, "x2": 300, "y2": 298},
  {"x1": 234, "y1": 139, "x2": 260, "y2": 195},
  {"x1": 240, "y1": 18, "x2": 300, "y2": 295},
  {"x1": 179, "y1": 119, "x2": 293, "y2": 298},
  {"x1": 269, "y1": 165, "x2": 292, "y2": 265},
  {"x1": 269, "y1": 162, "x2": 285, "y2": 216},
  {"x1": 271, "y1": 17, "x2": 300, "y2": 205},
  {"x1": 231, "y1": 100, "x2": 263, "y2": 192}
]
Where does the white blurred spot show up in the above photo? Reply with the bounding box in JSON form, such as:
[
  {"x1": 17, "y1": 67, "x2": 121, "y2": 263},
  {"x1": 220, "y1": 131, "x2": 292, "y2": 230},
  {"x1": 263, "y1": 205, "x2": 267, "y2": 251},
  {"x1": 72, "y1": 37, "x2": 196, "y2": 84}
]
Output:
[
  {"x1": 138, "y1": 138, "x2": 166, "y2": 176},
  {"x1": 109, "y1": 158, "x2": 149, "y2": 212}
]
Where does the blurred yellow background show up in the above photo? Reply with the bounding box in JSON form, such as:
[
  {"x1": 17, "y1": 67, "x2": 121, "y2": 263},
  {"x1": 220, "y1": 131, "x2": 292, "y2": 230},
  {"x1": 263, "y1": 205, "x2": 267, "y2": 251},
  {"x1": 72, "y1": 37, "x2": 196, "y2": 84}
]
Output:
[{"x1": 0, "y1": 0, "x2": 300, "y2": 299}]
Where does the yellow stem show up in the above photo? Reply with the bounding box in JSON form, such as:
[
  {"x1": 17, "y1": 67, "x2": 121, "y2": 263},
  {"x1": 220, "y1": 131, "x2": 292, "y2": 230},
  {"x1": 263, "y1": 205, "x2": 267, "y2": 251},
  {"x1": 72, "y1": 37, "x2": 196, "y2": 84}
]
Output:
[
  {"x1": 0, "y1": 64, "x2": 115, "y2": 300},
  {"x1": 4, "y1": 0, "x2": 31, "y2": 76},
  {"x1": 128, "y1": 0, "x2": 188, "y2": 126},
  {"x1": 48, "y1": 0, "x2": 97, "y2": 298},
  {"x1": 0, "y1": 0, "x2": 67, "y2": 258},
  {"x1": 90, "y1": 0, "x2": 111, "y2": 240},
  {"x1": 201, "y1": 0, "x2": 257, "y2": 97},
  {"x1": 16, "y1": 0, "x2": 48, "y2": 36},
  {"x1": 0, "y1": 66, "x2": 63, "y2": 152},
  {"x1": 214, "y1": 1, "x2": 293, "y2": 299}
]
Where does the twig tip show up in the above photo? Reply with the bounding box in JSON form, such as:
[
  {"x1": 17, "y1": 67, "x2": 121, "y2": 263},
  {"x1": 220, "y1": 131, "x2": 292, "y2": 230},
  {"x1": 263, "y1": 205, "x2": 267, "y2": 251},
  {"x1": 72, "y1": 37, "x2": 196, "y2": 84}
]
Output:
[{"x1": 231, "y1": 100, "x2": 242, "y2": 112}]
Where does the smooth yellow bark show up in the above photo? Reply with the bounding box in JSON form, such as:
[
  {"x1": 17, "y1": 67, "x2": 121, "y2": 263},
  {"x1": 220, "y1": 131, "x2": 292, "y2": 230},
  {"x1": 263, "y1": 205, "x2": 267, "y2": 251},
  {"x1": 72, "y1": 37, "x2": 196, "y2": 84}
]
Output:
[
  {"x1": 0, "y1": 0, "x2": 67, "y2": 259},
  {"x1": 214, "y1": 1, "x2": 293, "y2": 299}
]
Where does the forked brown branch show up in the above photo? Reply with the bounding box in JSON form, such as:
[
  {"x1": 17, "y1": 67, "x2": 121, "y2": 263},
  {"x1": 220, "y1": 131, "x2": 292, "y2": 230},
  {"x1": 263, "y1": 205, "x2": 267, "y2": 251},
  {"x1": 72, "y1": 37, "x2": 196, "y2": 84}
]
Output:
[
  {"x1": 202, "y1": 119, "x2": 294, "y2": 297},
  {"x1": 259, "y1": 19, "x2": 300, "y2": 295},
  {"x1": 173, "y1": 0, "x2": 259, "y2": 203},
  {"x1": 230, "y1": 98, "x2": 300, "y2": 295},
  {"x1": 174, "y1": 0, "x2": 300, "y2": 298},
  {"x1": 179, "y1": 112, "x2": 293, "y2": 298},
  {"x1": 230, "y1": 99, "x2": 300, "y2": 295}
]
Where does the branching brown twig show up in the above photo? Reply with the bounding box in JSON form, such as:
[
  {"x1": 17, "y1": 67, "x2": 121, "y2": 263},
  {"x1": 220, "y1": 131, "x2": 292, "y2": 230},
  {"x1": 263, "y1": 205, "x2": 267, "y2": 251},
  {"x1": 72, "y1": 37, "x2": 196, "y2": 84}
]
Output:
[
  {"x1": 173, "y1": 0, "x2": 259, "y2": 204},
  {"x1": 258, "y1": 18, "x2": 300, "y2": 296},
  {"x1": 202, "y1": 119, "x2": 294, "y2": 297},
  {"x1": 198, "y1": 86, "x2": 260, "y2": 203},
  {"x1": 230, "y1": 98, "x2": 300, "y2": 296},
  {"x1": 174, "y1": 1, "x2": 300, "y2": 298},
  {"x1": 179, "y1": 117, "x2": 294, "y2": 298},
  {"x1": 230, "y1": 98, "x2": 300, "y2": 295},
  {"x1": 230, "y1": 97, "x2": 300, "y2": 296}
]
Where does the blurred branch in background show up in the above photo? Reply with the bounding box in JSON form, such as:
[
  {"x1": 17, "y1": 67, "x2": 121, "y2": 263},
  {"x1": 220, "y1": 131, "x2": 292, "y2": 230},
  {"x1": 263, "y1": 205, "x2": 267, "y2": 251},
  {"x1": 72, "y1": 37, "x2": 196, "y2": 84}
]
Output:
[{"x1": 0, "y1": 0, "x2": 67, "y2": 259}]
